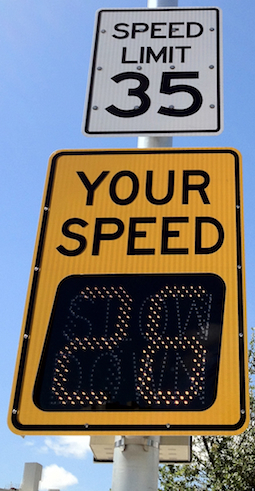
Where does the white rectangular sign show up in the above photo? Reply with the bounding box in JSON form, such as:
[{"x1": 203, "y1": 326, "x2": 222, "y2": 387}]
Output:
[{"x1": 83, "y1": 8, "x2": 223, "y2": 136}]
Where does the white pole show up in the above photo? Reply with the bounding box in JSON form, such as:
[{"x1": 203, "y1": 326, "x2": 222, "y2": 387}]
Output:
[
  {"x1": 137, "y1": 0, "x2": 178, "y2": 149},
  {"x1": 147, "y1": 0, "x2": 178, "y2": 5},
  {"x1": 111, "y1": 436, "x2": 160, "y2": 491},
  {"x1": 111, "y1": 1, "x2": 178, "y2": 490}
]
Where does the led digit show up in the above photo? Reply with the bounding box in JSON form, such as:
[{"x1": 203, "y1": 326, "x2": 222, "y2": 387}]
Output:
[
  {"x1": 49, "y1": 285, "x2": 132, "y2": 407},
  {"x1": 137, "y1": 285, "x2": 212, "y2": 407}
]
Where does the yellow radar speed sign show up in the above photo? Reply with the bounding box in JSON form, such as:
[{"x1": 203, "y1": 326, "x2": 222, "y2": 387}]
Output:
[{"x1": 9, "y1": 148, "x2": 249, "y2": 435}]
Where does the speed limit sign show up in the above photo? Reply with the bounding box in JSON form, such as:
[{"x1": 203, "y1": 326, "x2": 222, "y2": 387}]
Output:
[{"x1": 83, "y1": 8, "x2": 223, "y2": 136}]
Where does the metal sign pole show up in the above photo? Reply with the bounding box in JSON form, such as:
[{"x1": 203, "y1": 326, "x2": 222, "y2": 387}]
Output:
[
  {"x1": 111, "y1": 436, "x2": 160, "y2": 491},
  {"x1": 137, "y1": 0, "x2": 178, "y2": 149},
  {"x1": 111, "y1": 1, "x2": 178, "y2": 490}
]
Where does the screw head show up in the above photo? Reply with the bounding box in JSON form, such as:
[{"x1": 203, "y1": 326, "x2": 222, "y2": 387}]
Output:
[{"x1": 92, "y1": 105, "x2": 98, "y2": 110}]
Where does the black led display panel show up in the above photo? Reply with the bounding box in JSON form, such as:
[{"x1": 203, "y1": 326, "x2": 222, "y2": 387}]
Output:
[{"x1": 34, "y1": 273, "x2": 225, "y2": 412}]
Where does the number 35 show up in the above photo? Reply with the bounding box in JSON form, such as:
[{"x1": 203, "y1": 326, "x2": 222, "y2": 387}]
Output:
[{"x1": 106, "y1": 71, "x2": 203, "y2": 118}]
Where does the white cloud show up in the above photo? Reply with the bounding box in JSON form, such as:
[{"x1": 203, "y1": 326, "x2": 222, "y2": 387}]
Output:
[
  {"x1": 44, "y1": 436, "x2": 91, "y2": 459},
  {"x1": 24, "y1": 440, "x2": 35, "y2": 447},
  {"x1": 39, "y1": 464, "x2": 78, "y2": 490}
]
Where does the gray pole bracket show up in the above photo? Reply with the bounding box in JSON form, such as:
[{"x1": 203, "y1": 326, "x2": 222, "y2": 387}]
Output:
[{"x1": 114, "y1": 436, "x2": 160, "y2": 453}]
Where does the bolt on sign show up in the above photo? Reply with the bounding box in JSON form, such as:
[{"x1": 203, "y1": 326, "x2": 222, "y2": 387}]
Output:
[
  {"x1": 83, "y1": 8, "x2": 223, "y2": 136},
  {"x1": 9, "y1": 149, "x2": 248, "y2": 436}
]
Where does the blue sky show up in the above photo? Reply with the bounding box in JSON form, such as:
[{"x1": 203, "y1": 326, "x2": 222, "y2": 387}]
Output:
[{"x1": 1, "y1": 0, "x2": 255, "y2": 489}]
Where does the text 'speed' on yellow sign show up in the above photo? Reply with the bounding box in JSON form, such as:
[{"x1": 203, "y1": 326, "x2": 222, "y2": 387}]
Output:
[{"x1": 9, "y1": 149, "x2": 249, "y2": 435}]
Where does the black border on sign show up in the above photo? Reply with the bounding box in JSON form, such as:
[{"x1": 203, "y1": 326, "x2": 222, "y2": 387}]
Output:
[
  {"x1": 84, "y1": 8, "x2": 222, "y2": 136},
  {"x1": 11, "y1": 149, "x2": 247, "y2": 434}
]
